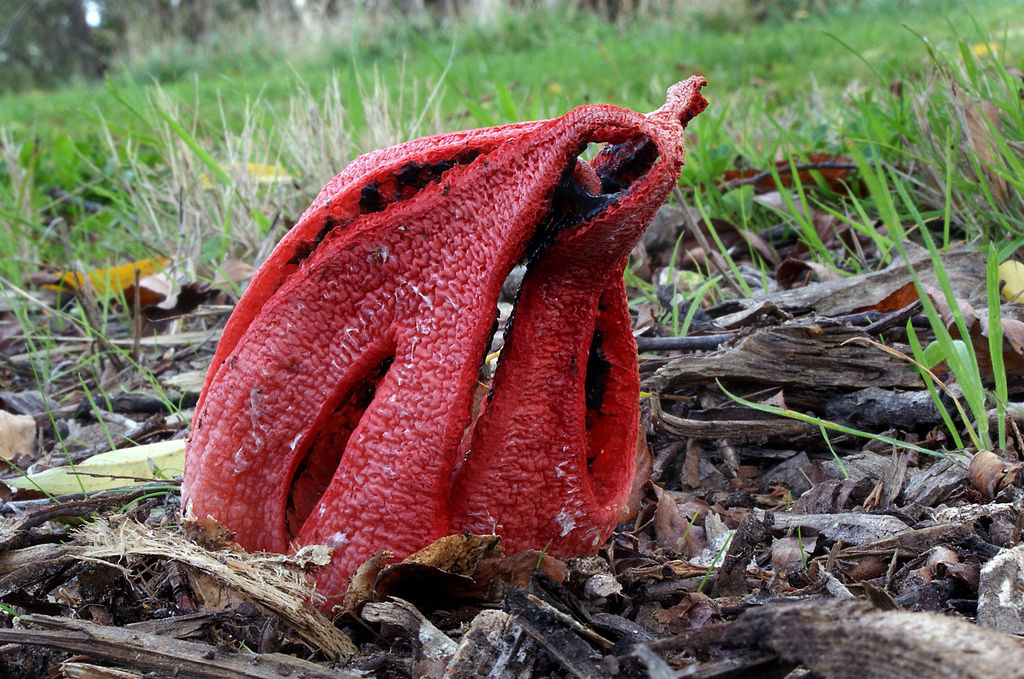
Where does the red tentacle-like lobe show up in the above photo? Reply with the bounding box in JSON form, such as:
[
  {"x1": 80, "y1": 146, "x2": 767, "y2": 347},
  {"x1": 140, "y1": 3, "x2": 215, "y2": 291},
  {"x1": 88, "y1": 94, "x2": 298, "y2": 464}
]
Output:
[
  {"x1": 449, "y1": 78, "x2": 708, "y2": 553},
  {"x1": 183, "y1": 78, "x2": 707, "y2": 605}
]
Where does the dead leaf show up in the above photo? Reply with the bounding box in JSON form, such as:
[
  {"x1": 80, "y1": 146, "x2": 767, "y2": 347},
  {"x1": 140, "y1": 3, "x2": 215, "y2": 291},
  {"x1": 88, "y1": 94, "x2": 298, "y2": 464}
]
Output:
[
  {"x1": 4, "y1": 439, "x2": 186, "y2": 495},
  {"x1": 654, "y1": 487, "x2": 708, "y2": 557},
  {"x1": 953, "y1": 81, "x2": 1009, "y2": 204},
  {"x1": 215, "y1": 258, "x2": 258, "y2": 286},
  {"x1": 373, "y1": 539, "x2": 566, "y2": 606},
  {"x1": 776, "y1": 258, "x2": 842, "y2": 290},
  {"x1": 721, "y1": 153, "x2": 856, "y2": 194},
  {"x1": 140, "y1": 281, "x2": 217, "y2": 324},
  {"x1": 0, "y1": 410, "x2": 35, "y2": 462},
  {"x1": 1000, "y1": 261, "x2": 1024, "y2": 302},
  {"x1": 401, "y1": 533, "x2": 503, "y2": 573},
  {"x1": 852, "y1": 281, "x2": 920, "y2": 314},
  {"x1": 182, "y1": 516, "x2": 238, "y2": 551},
  {"x1": 969, "y1": 450, "x2": 1022, "y2": 499},
  {"x1": 683, "y1": 438, "x2": 701, "y2": 491},
  {"x1": 771, "y1": 535, "x2": 816, "y2": 576},
  {"x1": 44, "y1": 257, "x2": 171, "y2": 297},
  {"x1": 653, "y1": 593, "x2": 719, "y2": 634},
  {"x1": 341, "y1": 550, "x2": 393, "y2": 615},
  {"x1": 185, "y1": 567, "x2": 249, "y2": 610}
]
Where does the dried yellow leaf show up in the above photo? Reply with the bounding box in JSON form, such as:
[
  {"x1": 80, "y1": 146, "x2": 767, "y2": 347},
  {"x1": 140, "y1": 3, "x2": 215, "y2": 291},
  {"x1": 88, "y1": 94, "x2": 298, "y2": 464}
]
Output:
[
  {"x1": 47, "y1": 256, "x2": 171, "y2": 296},
  {"x1": 999, "y1": 260, "x2": 1024, "y2": 302}
]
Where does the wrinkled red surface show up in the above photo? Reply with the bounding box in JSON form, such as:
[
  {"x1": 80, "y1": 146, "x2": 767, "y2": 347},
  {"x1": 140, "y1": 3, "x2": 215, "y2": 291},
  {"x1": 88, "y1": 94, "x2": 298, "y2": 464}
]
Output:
[{"x1": 184, "y1": 78, "x2": 707, "y2": 605}]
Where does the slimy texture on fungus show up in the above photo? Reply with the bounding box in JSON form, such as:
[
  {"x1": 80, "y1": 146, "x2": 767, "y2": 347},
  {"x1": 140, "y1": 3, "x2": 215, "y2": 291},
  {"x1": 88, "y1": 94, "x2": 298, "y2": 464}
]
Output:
[{"x1": 183, "y1": 77, "x2": 707, "y2": 608}]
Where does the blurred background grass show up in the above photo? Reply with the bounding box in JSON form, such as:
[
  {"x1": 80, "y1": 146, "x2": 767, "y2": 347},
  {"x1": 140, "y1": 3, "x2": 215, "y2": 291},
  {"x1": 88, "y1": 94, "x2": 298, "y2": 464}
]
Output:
[{"x1": 2, "y1": 0, "x2": 1020, "y2": 136}]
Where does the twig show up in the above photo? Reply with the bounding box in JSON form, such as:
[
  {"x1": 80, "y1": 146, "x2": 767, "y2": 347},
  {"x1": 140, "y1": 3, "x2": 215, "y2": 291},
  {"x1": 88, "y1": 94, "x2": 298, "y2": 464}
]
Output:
[
  {"x1": 672, "y1": 187, "x2": 747, "y2": 297},
  {"x1": 635, "y1": 333, "x2": 735, "y2": 353},
  {"x1": 719, "y1": 160, "x2": 859, "y2": 189}
]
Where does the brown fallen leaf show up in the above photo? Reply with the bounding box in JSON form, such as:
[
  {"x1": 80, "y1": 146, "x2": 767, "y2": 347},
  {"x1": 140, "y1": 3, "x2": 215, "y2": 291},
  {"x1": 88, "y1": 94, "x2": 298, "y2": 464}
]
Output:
[
  {"x1": 852, "y1": 281, "x2": 920, "y2": 314},
  {"x1": 0, "y1": 410, "x2": 35, "y2": 462},
  {"x1": 771, "y1": 535, "x2": 817, "y2": 576},
  {"x1": 953, "y1": 81, "x2": 1009, "y2": 204},
  {"x1": 340, "y1": 550, "x2": 393, "y2": 616},
  {"x1": 654, "y1": 487, "x2": 702, "y2": 554},
  {"x1": 139, "y1": 281, "x2": 218, "y2": 324},
  {"x1": 969, "y1": 449, "x2": 1022, "y2": 499},
  {"x1": 653, "y1": 592, "x2": 719, "y2": 634},
  {"x1": 622, "y1": 426, "x2": 654, "y2": 523},
  {"x1": 366, "y1": 533, "x2": 566, "y2": 607},
  {"x1": 214, "y1": 258, "x2": 258, "y2": 287},
  {"x1": 181, "y1": 516, "x2": 238, "y2": 551},
  {"x1": 776, "y1": 258, "x2": 842, "y2": 290},
  {"x1": 720, "y1": 153, "x2": 857, "y2": 194},
  {"x1": 401, "y1": 533, "x2": 503, "y2": 573}
]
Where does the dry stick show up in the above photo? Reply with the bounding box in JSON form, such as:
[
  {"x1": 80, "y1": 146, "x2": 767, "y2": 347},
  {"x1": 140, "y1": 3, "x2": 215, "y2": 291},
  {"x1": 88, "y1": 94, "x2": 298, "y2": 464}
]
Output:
[
  {"x1": 75, "y1": 272, "x2": 126, "y2": 373},
  {"x1": 0, "y1": 488, "x2": 155, "y2": 551},
  {"x1": 718, "y1": 160, "x2": 859, "y2": 189},
  {"x1": 0, "y1": 614, "x2": 351, "y2": 679},
  {"x1": 132, "y1": 266, "x2": 142, "y2": 363},
  {"x1": 672, "y1": 187, "x2": 747, "y2": 297},
  {"x1": 55, "y1": 216, "x2": 126, "y2": 372},
  {"x1": 635, "y1": 332, "x2": 736, "y2": 352}
]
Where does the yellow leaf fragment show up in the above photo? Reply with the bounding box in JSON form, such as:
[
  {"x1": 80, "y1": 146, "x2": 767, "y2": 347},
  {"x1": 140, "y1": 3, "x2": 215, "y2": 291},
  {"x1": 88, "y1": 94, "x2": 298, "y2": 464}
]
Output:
[
  {"x1": 971, "y1": 42, "x2": 999, "y2": 58},
  {"x1": 47, "y1": 256, "x2": 171, "y2": 296},
  {"x1": 4, "y1": 439, "x2": 185, "y2": 495},
  {"x1": 200, "y1": 162, "x2": 293, "y2": 189},
  {"x1": 999, "y1": 260, "x2": 1024, "y2": 302}
]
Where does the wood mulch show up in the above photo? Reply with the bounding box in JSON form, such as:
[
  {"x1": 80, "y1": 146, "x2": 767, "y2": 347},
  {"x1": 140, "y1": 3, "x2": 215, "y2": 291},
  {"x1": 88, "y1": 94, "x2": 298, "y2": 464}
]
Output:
[{"x1": 2, "y1": 205, "x2": 1024, "y2": 678}]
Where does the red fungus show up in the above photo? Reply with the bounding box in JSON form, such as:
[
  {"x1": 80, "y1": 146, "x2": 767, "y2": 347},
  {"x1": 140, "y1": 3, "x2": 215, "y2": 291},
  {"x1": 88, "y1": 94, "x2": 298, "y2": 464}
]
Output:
[{"x1": 183, "y1": 78, "x2": 707, "y2": 604}]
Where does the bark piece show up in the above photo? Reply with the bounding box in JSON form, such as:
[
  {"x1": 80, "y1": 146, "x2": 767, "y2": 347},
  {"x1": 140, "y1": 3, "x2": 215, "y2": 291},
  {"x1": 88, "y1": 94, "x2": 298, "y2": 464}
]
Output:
[
  {"x1": 362, "y1": 598, "x2": 457, "y2": 679},
  {"x1": 727, "y1": 599, "x2": 1024, "y2": 679},
  {"x1": 764, "y1": 511, "x2": 912, "y2": 546},
  {"x1": 717, "y1": 246, "x2": 986, "y2": 317},
  {"x1": 504, "y1": 587, "x2": 607, "y2": 679},
  {"x1": 73, "y1": 518, "x2": 355, "y2": 657},
  {"x1": 978, "y1": 544, "x2": 1024, "y2": 634},
  {"x1": 0, "y1": 543, "x2": 66, "y2": 576},
  {"x1": 60, "y1": 662, "x2": 143, "y2": 679},
  {"x1": 711, "y1": 511, "x2": 772, "y2": 598},
  {"x1": 756, "y1": 452, "x2": 812, "y2": 497},
  {"x1": 124, "y1": 605, "x2": 264, "y2": 640},
  {"x1": 442, "y1": 609, "x2": 535, "y2": 679},
  {"x1": 903, "y1": 453, "x2": 971, "y2": 508},
  {"x1": 646, "y1": 321, "x2": 923, "y2": 394},
  {"x1": 824, "y1": 386, "x2": 943, "y2": 431},
  {"x1": 651, "y1": 398, "x2": 815, "y2": 442}
]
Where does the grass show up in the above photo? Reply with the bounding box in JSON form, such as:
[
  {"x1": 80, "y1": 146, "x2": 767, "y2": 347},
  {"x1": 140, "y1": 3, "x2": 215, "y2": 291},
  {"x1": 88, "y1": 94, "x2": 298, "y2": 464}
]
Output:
[
  {"x1": 1, "y1": 0, "x2": 1023, "y2": 458},
  {"x1": 2, "y1": 0, "x2": 1020, "y2": 137}
]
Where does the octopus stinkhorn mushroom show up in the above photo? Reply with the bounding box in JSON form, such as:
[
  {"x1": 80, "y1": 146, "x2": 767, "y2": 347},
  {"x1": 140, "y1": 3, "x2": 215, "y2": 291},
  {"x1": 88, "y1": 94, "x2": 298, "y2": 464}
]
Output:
[{"x1": 183, "y1": 77, "x2": 707, "y2": 604}]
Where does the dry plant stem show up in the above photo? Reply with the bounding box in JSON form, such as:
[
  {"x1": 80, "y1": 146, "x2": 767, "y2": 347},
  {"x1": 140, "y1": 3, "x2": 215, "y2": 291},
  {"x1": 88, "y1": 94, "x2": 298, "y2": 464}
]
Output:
[
  {"x1": 672, "y1": 187, "x2": 747, "y2": 297},
  {"x1": 132, "y1": 267, "x2": 142, "y2": 363},
  {"x1": 75, "y1": 518, "x2": 356, "y2": 656},
  {"x1": 73, "y1": 274, "x2": 126, "y2": 373}
]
